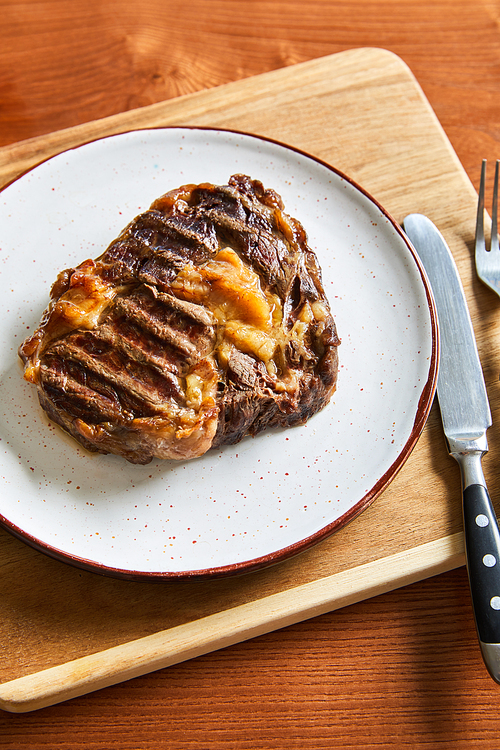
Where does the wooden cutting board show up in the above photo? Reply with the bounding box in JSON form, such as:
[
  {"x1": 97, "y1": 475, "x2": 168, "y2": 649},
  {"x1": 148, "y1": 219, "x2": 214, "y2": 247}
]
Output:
[{"x1": 0, "y1": 47, "x2": 496, "y2": 713}]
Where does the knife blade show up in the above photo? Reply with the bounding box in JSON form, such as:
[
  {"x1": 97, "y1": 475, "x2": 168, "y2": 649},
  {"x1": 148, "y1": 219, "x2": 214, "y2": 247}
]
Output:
[{"x1": 403, "y1": 213, "x2": 500, "y2": 684}]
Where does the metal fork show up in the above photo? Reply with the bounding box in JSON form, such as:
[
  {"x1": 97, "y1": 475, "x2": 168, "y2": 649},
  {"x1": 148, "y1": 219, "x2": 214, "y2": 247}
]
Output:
[{"x1": 476, "y1": 159, "x2": 500, "y2": 297}]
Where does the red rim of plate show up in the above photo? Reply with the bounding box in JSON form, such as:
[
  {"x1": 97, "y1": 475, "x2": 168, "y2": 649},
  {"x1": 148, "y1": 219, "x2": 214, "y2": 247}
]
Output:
[{"x1": 0, "y1": 126, "x2": 439, "y2": 581}]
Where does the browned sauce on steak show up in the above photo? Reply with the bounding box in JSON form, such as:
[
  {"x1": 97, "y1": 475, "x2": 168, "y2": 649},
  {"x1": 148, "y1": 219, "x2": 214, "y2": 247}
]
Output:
[{"x1": 19, "y1": 174, "x2": 340, "y2": 464}]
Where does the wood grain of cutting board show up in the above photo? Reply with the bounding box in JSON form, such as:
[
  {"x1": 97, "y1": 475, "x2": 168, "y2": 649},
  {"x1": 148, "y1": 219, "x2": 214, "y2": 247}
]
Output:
[{"x1": 0, "y1": 47, "x2": 498, "y2": 713}]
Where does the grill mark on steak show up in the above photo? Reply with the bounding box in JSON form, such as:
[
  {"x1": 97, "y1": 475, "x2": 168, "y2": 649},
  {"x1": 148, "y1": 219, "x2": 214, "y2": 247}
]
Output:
[
  {"x1": 40, "y1": 368, "x2": 132, "y2": 424},
  {"x1": 98, "y1": 212, "x2": 218, "y2": 288},
  {"x1": 87, "y1": 321, "x2": 183, "y2": 377},
  {"x1": 19, "y1": 174, "x2": 340, "y2": 464},
  {"x1": 47, "y1": 336, "x2": 183, "y2": 408},
  {"x1": 111, "y1": 295, "x2": 207, "y2": 362}
]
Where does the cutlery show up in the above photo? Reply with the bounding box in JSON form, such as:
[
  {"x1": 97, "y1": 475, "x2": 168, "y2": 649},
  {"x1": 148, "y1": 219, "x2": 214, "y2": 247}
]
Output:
[
  {"x1": 475, "y1": 159, "x2": 500, "y2": 298},
  {"x1": 403, "y1": 213, "x2": 500, "y2": 684}
]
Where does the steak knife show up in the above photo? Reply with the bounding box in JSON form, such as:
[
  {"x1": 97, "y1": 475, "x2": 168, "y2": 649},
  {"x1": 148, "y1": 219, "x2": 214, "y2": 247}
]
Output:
[{"x1": 404, "y1": 213, "x2": 500, "y2": 684}]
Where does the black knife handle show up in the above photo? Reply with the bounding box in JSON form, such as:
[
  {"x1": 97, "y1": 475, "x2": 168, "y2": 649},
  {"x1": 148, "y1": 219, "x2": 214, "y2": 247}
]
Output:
[{"x1": 463, "y1": 483, "x2": 500, "y2": 645}]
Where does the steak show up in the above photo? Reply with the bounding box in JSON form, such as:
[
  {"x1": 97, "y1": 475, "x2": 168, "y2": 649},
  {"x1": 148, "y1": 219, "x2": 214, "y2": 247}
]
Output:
[{"x1": 19, "y1": 174, "x2": 340, "y2": 464}]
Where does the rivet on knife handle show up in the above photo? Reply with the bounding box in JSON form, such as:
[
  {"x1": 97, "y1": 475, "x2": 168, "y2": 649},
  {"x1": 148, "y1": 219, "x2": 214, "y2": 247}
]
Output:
[{"x1": 403, "y1": 213, "x2": 500, "y2": 685}]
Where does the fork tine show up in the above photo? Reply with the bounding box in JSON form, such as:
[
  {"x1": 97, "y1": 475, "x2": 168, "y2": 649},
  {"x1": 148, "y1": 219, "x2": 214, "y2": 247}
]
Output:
[
  {"x1": 475, "y1": 159, "x2": 500, "y2": 298},
  {"x1": 476, "y1": 158, "x2": 487, "y2": 255},
  {"x1": 492, "y1": 160, "x2": 499, "y2": 254}
]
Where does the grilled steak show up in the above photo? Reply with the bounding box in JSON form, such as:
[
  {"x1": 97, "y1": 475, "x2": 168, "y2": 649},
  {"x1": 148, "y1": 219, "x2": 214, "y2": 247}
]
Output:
[{"x1": 19, "y1": 174, "x2": 340, "y2": 464}]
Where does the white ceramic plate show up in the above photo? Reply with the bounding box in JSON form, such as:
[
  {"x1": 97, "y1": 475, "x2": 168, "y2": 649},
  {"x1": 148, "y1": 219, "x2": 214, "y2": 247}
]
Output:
[{"x1": 0, "y1": 128, "x2": 437, "y2": 580}]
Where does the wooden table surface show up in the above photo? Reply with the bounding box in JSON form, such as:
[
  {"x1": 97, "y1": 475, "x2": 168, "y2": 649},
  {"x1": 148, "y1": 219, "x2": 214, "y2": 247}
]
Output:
[{"x1": 2, "y1": 0, "x2": 500, "y2": 746}]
